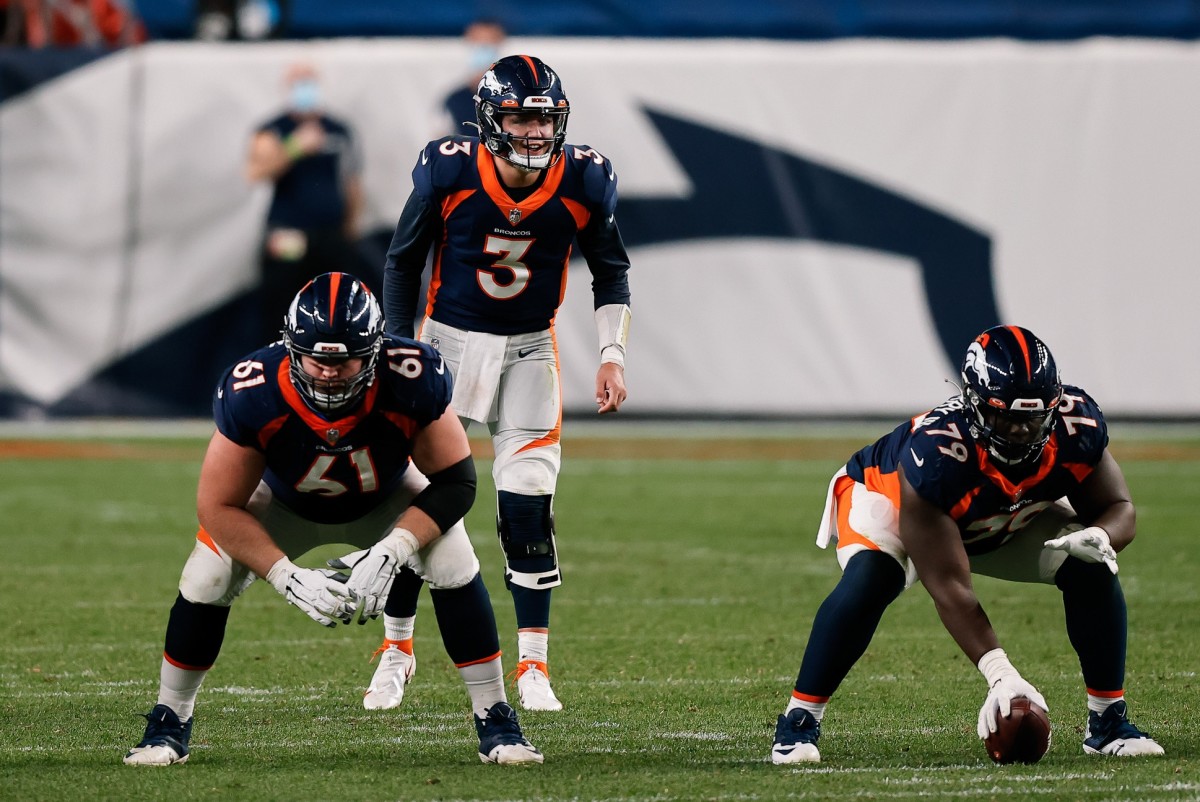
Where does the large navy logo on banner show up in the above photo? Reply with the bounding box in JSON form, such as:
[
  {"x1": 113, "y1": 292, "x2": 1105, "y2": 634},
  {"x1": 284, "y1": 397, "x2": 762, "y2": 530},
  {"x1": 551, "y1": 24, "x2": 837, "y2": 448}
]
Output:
[{"x1": 616, "y1": 109, "x2": 1000, "y2": 366}]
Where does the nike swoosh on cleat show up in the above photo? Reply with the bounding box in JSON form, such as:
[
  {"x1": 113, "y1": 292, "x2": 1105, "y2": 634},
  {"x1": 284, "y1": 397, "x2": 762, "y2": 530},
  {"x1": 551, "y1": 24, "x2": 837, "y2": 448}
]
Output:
[{"x1": 910, "y1": 448, "x2": 925, "y2": 467}]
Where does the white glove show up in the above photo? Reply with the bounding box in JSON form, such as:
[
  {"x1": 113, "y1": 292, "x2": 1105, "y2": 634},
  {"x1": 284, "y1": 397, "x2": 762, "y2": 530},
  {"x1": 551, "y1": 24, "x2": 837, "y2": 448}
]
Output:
[
  {"x1": 976, "y1": 648, "x2": 1049, "y2": 739},
  {"x1": 265, "y1": 557, "x2": 355, "y2": 628},
  {"x1": 1044, "y1": 526, "x2": 1118, "y2": 574},
  {"x1": 330, "y1": 528, "x2": 420, "y2": 624}
]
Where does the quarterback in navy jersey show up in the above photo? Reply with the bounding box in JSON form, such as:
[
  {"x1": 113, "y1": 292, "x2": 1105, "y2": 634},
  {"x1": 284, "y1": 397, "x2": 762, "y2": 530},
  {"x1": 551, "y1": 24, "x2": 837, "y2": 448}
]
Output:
[
  {"x1": 375, "y1": 54, "x2": 632, "y2": 712},
  {"x1": 125, "y1": 273, "x2": 542, "y2": 767},
  {"x1": 770, "y1": 326, "x2": 1163, "y2": 764}
]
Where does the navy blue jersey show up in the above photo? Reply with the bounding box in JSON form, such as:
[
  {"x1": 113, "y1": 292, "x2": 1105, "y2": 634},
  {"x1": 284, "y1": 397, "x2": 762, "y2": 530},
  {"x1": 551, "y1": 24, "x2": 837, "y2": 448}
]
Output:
[
  {"x1": 258, "y1": 112, "x2": 361, "y2": 230},
  {"x1": 845, "y1": 386, "x2": 1108, "y2": 554},
  {"x1": 212, "y1": 336, "x2": 451, "y2": 524},
  {"x1": 383, "y1": 137, "x2": 631, "y2": 338}
]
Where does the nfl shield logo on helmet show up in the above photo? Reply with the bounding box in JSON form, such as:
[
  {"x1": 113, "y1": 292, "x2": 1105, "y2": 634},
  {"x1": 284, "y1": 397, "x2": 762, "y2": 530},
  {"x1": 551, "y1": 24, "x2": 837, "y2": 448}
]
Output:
[{"x1": 508, "y1": 208, "x2": 522, "y2": 225}]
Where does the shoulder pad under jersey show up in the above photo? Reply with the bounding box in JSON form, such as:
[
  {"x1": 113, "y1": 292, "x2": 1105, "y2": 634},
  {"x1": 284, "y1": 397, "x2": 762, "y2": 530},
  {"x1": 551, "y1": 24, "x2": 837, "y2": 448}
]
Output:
[
  {"x1": 376, "y1": 336, "x2": 454, "y2": 427},
  {"x1": 412, "y1": 136, "x2": 477, "y2": 199},
  {"x1": 901, "y1": 396, "x2": 979, "y2": 510},
  {"x1": 1054, "y1": 384, "x2": 1109, "y2": 461},
  {"x1": 564, "y1": 143, "x2": 619, "y2": 215},
  {"x1": 212, "y1": 344, "x2": 288, "y2": 449}
]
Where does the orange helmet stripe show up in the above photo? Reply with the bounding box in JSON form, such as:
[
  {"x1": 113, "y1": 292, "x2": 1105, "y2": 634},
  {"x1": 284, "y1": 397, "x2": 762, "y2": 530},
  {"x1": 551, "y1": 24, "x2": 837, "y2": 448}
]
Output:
[{"x1": 1007, "y1": 325, "x2": 1032, "y2": 380}]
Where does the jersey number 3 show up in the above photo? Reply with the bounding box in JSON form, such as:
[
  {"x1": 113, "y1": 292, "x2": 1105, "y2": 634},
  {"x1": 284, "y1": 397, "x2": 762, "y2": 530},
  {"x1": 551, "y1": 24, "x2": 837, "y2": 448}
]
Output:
[{"x1": 479, "y1": 235, "x2": 534, "y2": 299}]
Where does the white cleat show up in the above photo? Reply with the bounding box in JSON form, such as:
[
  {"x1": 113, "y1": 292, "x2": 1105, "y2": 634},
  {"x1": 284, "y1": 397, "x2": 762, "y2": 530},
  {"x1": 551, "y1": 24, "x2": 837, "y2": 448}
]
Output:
[
  {"x1": 123, "y1": 743, "x2": 189, "y2": 766},
  {"x1": 770, "y1": 708, "x2": 822, "y2": 764},
  {"x1": 515, "y1": 660, "x2": 563, "y2": 712},
  {"x1": 475, "y1": 702, "x2": 544, "y2": 765},
  {"x1": 123, "y1": 704, "x2": 192, "y2": 766},
  {"x1": 363, "y1": 643, "x2": 415, "y2": 711},
  {"x1": 1082, "y1": 701, "x2": 1165, "y2": 757}
]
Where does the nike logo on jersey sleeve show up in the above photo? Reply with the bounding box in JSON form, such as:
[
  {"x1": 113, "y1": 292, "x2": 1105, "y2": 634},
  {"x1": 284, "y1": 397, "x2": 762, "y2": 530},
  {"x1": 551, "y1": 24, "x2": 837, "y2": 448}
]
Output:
[{"x1": 910, "y1": 448, "x2": 925, "y2": 467}]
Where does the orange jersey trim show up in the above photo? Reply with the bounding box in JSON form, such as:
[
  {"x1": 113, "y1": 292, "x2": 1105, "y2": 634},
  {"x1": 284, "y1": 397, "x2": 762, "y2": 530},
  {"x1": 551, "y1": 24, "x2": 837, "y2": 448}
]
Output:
[
  {"x1": 257, "y1": 413, "x2": 289, "y2": 451},
  {"x1": 860, "y1": 465, "x2": 901, "y2": 507},
  {"x1": 441, "y1": 188, "x2": 475, "y2": 221},
  {"x1": 833, "y1": 473, "x2": 880, "y2": 553},
  {"x1": 424, "y1": 189, "x2": 476, "y2": 319},
  {"x1": 381, "y1": 410, "x2": 418, "y2": 438},
  {"x1": 560, "y1": 196, "x2": 590, "y2": 230},
  {"x1": 477, "y1": 147, "x2": 566, "y2": 220},
  {"x1": 1061, "y1": 461, "x2": 1095, "y2": 483},
  {"x1": 948, "y1": 485, "x2": 983, "y2": 521},
  {"x1": 975, "y1": 433, "x2": 1059, "y2": 501},
  {"x1": 275, "y1": 357, "x2": 378, "y2": 445}
]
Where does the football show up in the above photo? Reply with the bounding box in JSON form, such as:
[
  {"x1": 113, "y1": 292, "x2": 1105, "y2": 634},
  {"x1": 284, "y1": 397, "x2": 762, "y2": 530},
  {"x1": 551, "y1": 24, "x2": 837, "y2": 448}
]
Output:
[{"x1": 984, "y1": 697, "x2": 1052, "y2": 764}]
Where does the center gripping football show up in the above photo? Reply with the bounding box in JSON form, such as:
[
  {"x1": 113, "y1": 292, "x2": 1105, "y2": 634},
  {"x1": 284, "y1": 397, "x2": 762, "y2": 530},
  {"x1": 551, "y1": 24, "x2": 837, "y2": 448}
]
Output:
[{"x1": 984, "y1": 696, "x2": 1052, "y2": 764}]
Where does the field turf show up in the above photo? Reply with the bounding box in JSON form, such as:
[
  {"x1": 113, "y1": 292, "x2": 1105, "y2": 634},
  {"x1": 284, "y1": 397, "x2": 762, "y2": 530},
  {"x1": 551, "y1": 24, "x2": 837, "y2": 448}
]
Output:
[{"x1": 1, "y1": 422, "x2": 1196, "y2": 801}]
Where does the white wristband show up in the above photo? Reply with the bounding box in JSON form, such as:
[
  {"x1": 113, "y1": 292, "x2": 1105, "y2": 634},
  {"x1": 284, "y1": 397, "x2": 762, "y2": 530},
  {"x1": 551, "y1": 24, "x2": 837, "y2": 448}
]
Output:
[
  {"x1": 384, "y1": 527, "x2": 421, "y2": 562},
  {"x1": 976, "y1": 647, "x2": 1017, "y2": 685},
  {"x1": 595, "y1": 304, "x2": 631, "y2": 367},
  {"x1": 265, "y1": 556, "x2": 296, "y2": 595}
]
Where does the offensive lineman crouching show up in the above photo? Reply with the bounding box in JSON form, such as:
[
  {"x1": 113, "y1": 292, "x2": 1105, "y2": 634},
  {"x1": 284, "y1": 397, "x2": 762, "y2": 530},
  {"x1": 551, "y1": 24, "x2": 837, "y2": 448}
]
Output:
[{"x1": 123, "y1": 272, "x2": 541, "y2": 766}]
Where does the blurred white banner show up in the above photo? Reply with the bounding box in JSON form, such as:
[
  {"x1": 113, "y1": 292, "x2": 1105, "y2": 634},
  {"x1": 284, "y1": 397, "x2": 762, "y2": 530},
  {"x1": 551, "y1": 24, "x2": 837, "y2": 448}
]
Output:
[{"x1": 1, "y1": 38, "x2": 1197, "y2": 416}]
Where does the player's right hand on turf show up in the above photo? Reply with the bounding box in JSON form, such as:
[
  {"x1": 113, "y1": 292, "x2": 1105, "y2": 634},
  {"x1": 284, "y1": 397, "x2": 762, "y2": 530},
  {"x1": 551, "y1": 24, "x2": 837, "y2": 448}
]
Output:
[
  {"x1": 331, "y1": 528, "x2": 420, "y2": 624},
  {"x1": 265, "y1": 557, "x2": 355, "y2": 627},
  {"x1": 975, "y1": 648, "x2": 1049, "y2": 739}
]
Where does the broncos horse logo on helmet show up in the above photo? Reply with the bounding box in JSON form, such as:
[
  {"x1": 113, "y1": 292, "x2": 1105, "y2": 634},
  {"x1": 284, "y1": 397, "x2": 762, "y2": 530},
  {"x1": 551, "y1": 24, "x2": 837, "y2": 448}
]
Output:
[
  {"x1": 474, "y1": 54, "x2": 569, "y2": 171},
  {"x1": 961, "y1": 325, "x2": 1063, "y2": 465},
  {"x1": 284, "y1": 272, "x2": 384, "y2": 414}
]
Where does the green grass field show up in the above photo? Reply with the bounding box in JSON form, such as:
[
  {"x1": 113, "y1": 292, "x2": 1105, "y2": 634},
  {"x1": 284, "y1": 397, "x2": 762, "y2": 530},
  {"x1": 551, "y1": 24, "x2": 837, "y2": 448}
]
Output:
[{"x1": 1, "y1": 423, "x2": 1196, "y2": 801}]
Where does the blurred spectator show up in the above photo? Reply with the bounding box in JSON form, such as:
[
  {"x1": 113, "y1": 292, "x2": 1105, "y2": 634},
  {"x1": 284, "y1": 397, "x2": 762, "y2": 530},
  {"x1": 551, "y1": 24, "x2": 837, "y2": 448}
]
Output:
[
  {"x1": 194, "y1": 0, "x2": 287, "y2": 41},
  {"x1": 2, "y1": 0, "x2": 145, "y2": 47},
  {"x1": 442, "y1": 18, "x2": 506, "y2": 136},
  {"x1": 244, "y1": 61, "x2": 365, "y2": 345}
]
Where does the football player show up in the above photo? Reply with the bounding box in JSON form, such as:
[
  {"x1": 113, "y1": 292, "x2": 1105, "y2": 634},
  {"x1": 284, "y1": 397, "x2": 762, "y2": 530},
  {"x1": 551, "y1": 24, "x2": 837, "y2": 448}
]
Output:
[
  {"x1": 771, "y1": 325, "x2": 1164, "y2": 763},
  {"x1": 375, "y1": 54, "x2": 633, "y2": 712},
  {"x1": 124, "y1": 273, "x2": 541, "y2": 767}
]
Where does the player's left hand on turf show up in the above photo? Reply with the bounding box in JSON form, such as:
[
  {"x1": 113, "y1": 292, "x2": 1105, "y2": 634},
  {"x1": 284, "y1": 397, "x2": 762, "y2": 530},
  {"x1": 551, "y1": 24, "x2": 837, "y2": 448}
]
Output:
[
  {"x1": 595, "y1": 363, "x2": 627, "y2": 414},
  {"x1": 333, "y1": 528, "x2": 420, "y2": 624},
  {"x1": 1044, "y1": 526, "x2": 1118, "y2": 574}
]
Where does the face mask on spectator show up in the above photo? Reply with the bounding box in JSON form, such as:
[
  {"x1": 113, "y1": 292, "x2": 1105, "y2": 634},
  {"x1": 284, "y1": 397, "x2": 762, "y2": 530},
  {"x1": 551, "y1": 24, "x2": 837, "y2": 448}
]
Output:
[{"x1": 290, "y1": 80, "x2": 320, "y2": 112}]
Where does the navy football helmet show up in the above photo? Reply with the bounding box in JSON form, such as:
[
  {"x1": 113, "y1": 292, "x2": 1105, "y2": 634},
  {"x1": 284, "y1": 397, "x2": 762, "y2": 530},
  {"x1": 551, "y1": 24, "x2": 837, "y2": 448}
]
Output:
[
  {"x1": 475, "y1": 54, "x2": 569, "y2": 171},
  {"x1": 283, "y1": 272, "x2": 383, "y2": 414},
  {"x1": 961, "y1": 325, "x2": 1063, "y2": 465}
]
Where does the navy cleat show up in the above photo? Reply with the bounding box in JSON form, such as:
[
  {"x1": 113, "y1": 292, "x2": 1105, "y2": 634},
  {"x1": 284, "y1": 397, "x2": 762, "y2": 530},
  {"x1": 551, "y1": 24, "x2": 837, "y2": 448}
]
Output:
[
  {"x1": 1083, "y1": 701, "x2": 1164, "y2": 756},
  {"x1": 771, "y1": 707, "x2": 821, "y2": 764},
  {"x1": 474, "y1": 701, "x2": 543, "y2": 765},
  {"x1": 124, "y1": 704, "x2": 192, "y2": 766}
]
